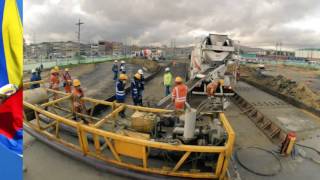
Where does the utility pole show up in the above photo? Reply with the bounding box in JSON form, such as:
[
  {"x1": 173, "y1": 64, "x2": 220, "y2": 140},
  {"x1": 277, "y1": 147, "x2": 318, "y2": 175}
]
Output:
[
  {"x1": 75, "y1": 19, "x2": 84, "y2": 59},
  {"x1": 279, "y1": 41, "x2": 282, "y2": 58},
  {"x1": 275, "y1": 42, "x2": 278, "y2": 61}
]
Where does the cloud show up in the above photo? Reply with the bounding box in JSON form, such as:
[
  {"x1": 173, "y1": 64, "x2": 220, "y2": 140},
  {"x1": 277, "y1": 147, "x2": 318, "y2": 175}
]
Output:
[{"x1": 25, "y1": 0, "x2": 320, "y2": 49}]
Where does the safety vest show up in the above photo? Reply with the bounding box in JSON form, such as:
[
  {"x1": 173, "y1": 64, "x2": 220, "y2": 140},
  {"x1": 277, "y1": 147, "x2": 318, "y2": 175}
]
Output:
[
  {"x1": 50, "y1": 74, "x2": 60, "y2": 89},
  {"x1": 163, "y1": 72, "x2": 172, "y2": 86},
  {"x1": 131, "y1": 80, "x2": 140, "y2": 99},
  {"x1": 120, "y1": 64, "x2": 125, "y2": 72},
  {"x1": 63, "y1": 72, "x2": 72, "y2": 82},
  {"x1": 172, "y1": 84, "x2": 188, "y2": 104},
  {"x1": 116, "y1": 80, "x2": 125, "y2": 100},
  {"x1": 112, "y1": 64, "x2": 118, "y2": 72},
  {"x1": 139, "y1": 75, "x2": 145, "y2": 90},
  {"x1": 72, "y1": 88, "x2": 85, "y2": 112}
]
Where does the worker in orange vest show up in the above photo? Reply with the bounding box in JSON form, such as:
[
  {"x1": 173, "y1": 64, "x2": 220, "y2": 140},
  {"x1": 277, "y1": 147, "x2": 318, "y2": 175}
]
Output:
[
  {"x1": 62, "y1": 68, "x2": 72, "y2": 93},
  {"x1": 49, "y1": 68, "x2": 60, "y2": 100},
  {"x1": 172, "y1": 76, "x2": 188, "y2": 110},
  {"x1": 72, "y1": 79, "x2": 88, "y2": 123}
]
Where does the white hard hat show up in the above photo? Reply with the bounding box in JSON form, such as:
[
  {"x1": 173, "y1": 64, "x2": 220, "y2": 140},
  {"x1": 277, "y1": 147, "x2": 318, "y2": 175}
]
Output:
[
  {"x1": 165, "y1": 67, "x2": 170, "y2": 72},
  {"x1": 31, "y1": 69, "x2": 36, "y2": 73},
  {"x1": 138, "y1": 69, "x2": 143, "y2": 75},
  {"x1": 114, "y1": 60, "x2": 118, "y2": 63},
  {"x1": 121, "y1": 60, "x2": 125, "y2": 63}
]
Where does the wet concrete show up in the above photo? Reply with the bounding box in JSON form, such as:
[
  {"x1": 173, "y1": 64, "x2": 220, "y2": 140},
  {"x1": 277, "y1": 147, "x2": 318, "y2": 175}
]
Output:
[
  {"x1": 23, "y1": 60, "x2": 186, "y2": 180},
  {"x1": 77, "y1": 61, "x2": 147, "y2": 99},
  {"x1": 24, "y1": 132, "x2": 127, "y2": 180},
  {"x1": 235, "y1": 81, "x2": 320, "y2": 139},
  {"x1": 225, "y1": 100, "x2": 320, "y2": 180},
  {"x1": 24, "y1": 61, "x2": 320, "y2": 180}
]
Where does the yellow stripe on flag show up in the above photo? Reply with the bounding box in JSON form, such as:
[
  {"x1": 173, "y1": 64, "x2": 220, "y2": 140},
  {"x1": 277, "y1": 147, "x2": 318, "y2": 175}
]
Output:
[{"x1": 2, "y1": 0, "x2": 23, "y2": 87}]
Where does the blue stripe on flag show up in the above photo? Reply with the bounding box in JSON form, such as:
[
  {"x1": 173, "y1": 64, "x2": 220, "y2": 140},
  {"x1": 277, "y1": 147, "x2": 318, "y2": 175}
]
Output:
[
  {"x1": 16, "y1": 0, "x2": 23, "y2": 24},
  {"x1": 0, "y1": 0, "x2": 8, "y2": 87}
]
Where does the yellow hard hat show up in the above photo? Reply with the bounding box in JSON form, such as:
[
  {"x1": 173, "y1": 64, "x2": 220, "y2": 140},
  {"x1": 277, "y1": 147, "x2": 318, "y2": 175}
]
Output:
[
  {"x1": 219, "y1": 79, "x2": 224, "y2": 86},
  {"x1": 51, "y1": 68, "x2": 57, "y2": 74},
  {"x1": 175, "y1": 76, "x2": 183, "y2": 83},
  {"x1": 54, "y1": 66, "x2": 59, "y2": 71},
  {"x1": 119, "y1": 74, "x2": 127, "y2": 80},
  {"x1": 134, "y1": 73, "x2": 141, "y2": 80},
  {"x1": 65, "y1": 68, "x2": 69, "y2": 71},
  {"x1": 73, "y1": 79, "x2": 81, "y2": 86}
]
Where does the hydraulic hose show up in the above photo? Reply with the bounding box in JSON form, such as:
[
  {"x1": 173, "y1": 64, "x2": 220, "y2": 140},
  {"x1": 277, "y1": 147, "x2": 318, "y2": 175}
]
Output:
[{"x1": 234, "y1": 146, "x2": 282, "y2": 176}]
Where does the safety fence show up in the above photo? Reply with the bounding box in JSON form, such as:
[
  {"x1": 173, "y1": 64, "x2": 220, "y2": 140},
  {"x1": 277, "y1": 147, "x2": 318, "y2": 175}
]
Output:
[
  {"x1": 23, "y1": 85, "x2": 235, "y2": 179},
  {"x1": 24, "y1": 55, "x2": 132, "y2": 72},
  {"x1": 240, "y1": 59, "x2": 320, "y2": 69}
]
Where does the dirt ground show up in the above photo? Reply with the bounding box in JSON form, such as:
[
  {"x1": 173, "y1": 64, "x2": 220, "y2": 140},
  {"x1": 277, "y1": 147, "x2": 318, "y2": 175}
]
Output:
[
  {"x1": 264, "y1": 64, "x2": 320, "y2": 93},
  {"x1": 239, "y1": 64, "x2": 320, "y2": 109}
]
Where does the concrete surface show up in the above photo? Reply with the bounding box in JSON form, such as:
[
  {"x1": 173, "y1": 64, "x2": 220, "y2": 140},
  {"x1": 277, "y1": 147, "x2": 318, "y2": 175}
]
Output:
[
  {"x1": 235, "y1": 81, "x2": 320, "y2": 139},
  {"x1": 23, "y1": 132, "x2": 128, "y2": 180},
  {"x1": 24, "y1": 61, "x2": 320, "y2": 180},
  {"x1": 225, "y1": 101, "x2": 320, "y2": 180},
  {"x1": 23, "y1": 60, "x2": 187, "y2": 180}
]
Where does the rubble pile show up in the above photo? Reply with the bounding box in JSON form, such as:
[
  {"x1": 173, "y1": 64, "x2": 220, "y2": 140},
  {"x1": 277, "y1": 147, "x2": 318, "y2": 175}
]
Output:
[
  {"x1": 129, "y1": 58, "x2": 160, "y2": 72},
  {"x1": 240, "y1": 65, "x2": 320, "y2": 109}
]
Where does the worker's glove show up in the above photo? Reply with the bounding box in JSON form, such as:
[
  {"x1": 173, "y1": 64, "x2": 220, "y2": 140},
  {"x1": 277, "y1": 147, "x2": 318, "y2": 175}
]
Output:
[{"x1": 0, "y1": 84, "x2": 18, "y2": 104}]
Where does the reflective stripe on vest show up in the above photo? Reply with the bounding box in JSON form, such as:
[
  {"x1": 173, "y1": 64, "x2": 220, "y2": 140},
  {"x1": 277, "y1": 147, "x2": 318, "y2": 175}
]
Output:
[
  {"x1": 174, "y1": 86, "x2": 186, "y2": 103},
  {"x1": 132, "y1": 81, "x2": 138, "y2": 94},
  {"x1": 116, "y1": 82, "x2": 125, "y2": 96}
]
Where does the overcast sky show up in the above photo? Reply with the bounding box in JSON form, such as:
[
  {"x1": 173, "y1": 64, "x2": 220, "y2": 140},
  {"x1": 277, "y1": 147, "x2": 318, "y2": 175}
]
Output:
[{"x1": 25, "y1": 0, "x2": 320, "y2": 49}]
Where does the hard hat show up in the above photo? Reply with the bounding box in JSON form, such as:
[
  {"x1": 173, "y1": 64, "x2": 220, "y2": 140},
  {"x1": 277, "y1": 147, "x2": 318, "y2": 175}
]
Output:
[
  {"x1": 119, "y1": 74, "x2": 127, "y2": 80},
  {"x1": 54, "y1": 66, "x2": 59, "y2": 71},
  {"x1": 73, "y1": 79, "x2": 81, "y2": 87},
  {"x1": 121, "y1": 60, "x2": 125, "y2": 64},
  {"x1": 134, "y1": 73, "x2": 141, "y2": 80},
  {"x1": 165, "y1": 67, "x2": 170, "y2": 72},
  {"x1": 114, "y1": 60, "x2": 118, "y2": 63},
  {"x1": 50, "y1": 68, "x2": 57, "y2": 74},
  {"x1": 65, "y1": 68, "x2": 69, "y2": 71},
  {"x1": 175, "y1": 76, "x2": 183, "y2": 83},
  {"x1": 138, "y1": 69, "x2": 143, "y2": 75},
  {"x1": 31, "y1": 69, "x2": 36, "y2": 73}
]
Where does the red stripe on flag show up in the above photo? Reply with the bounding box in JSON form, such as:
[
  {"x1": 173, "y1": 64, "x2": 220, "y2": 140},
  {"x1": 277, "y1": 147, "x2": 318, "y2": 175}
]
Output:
[{"x1": 0, "y1": 89, "x2": 22, "y2": 139}]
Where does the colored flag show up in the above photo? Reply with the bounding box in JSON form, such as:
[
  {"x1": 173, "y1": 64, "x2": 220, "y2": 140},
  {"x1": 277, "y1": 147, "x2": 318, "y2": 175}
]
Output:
[{"x1": 0, "y1": 0, "x2": 23, "y2": 165}]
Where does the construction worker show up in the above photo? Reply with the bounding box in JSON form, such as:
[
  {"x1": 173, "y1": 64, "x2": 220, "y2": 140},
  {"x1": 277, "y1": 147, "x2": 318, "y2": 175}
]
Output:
[
  {"x1": 54, "y1": 66, "x2": 60, "y2": 76},
  {"x1": 112, "y1": 60, "x2": 119, "y2": 80},
  {"x1": 119, "y1": 69, "x2": 128, "y2": 81},
  {"x1": 116, "y1": 74, "x2": 127, "y2": 117},
  {"x1": 49, "y1": 68, "x2": 60, "y2": 100},
  {"x1": 120, "y1": 60, "x2": 125, "y2": 73},
  {"x1": 163, "y1": 67, "x2": 173, "y2": 96},
  {"x1": 172, "y1": 76, "x2": 188, "y2": 110},
  {"x1": 138, "y1": 69, "x2": 144, "y2": 105},
  {"x1": 72, "y1": 79, "x2": 88, "y2": 123},
  {"x1": 62, "y1": 68, "x2": 72, "y2": 93},
  {"x1": 30, "y1": 69, "x2": 41, "y2": 89},
  {"x1": 131, "y1": 73, "x2": 142, "y2": 106}
]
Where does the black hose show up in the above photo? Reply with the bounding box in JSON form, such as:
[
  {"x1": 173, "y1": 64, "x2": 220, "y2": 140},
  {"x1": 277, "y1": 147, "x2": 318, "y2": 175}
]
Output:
[
  {"x1": 234, "y1": 146, "x2": 282, "y2": 176},
  {"x1": 296, "y1": 143, "x2": 320, "y2": 155}
]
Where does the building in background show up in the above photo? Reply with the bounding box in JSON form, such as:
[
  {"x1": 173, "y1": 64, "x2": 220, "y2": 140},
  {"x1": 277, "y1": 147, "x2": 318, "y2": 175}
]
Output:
[{"x1": 295, "y1": 48, "x2": 320, "y2": 61}]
